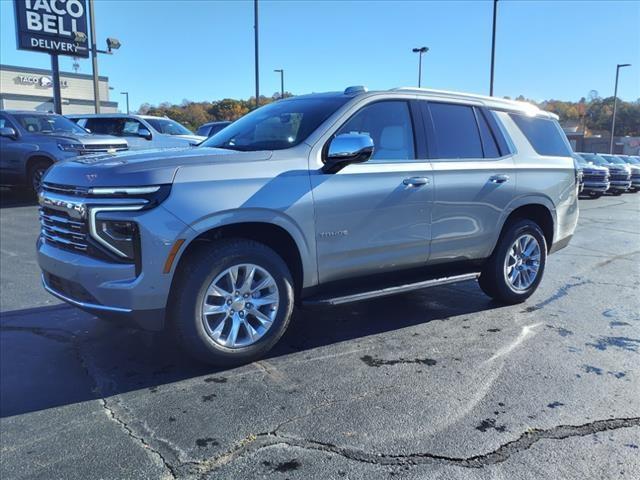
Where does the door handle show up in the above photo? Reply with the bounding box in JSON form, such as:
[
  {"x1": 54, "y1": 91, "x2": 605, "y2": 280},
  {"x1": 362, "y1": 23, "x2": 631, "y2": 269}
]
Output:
[
  {"x1": 403, "y1": 177, "x2": 429, "y2": 187},
  {"x1": 489, "y1": 174, "x2": 510, "y2": 184}
]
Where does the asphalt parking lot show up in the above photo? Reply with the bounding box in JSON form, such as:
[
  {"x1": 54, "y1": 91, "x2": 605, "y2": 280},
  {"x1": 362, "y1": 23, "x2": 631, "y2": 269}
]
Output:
[{"x1": 1, "y1": 188, "x2": 639, "y2": 480}]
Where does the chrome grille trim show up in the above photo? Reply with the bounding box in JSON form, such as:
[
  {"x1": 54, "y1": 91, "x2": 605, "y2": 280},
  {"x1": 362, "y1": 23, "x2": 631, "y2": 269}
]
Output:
[{"x1": 39, "y1": 207, "x2": 89, "y2": 253}]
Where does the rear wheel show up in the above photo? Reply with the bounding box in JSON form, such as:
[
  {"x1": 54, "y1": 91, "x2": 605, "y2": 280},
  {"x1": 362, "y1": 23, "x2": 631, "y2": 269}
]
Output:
[
  {"x1": 170, "y1": 239, "x2": 294, "y2": 365},
  {"x1": 588, "y1": 192, "x2": 602, "y2": 199},
  {"x1": 478, "y1": 219, "x2": 547, "y2": 304},
  {"x1": 28, "y1": 159, "x2": 51, "y2": 195}
]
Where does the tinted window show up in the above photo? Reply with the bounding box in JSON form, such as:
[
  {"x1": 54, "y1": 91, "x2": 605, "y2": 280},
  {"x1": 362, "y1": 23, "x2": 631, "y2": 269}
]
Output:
[
  {"x1": 203, "y1": 96, "x2": 349, "y2": 151},
  {"x1": 509, "y1": 113, "x2": 572, "y2": 157},
  {"x1": 476, "y1": 108, "x2": 500, "y2": 158},
  {"x1": 428, "y1": 103, "x2": 483, "y2": 159},
  {"x1": 336, "y1": 101, "x2": 415, "y2": 162},
  {"x1": 196, "y1": 125, "x2": 211, "y2": 136},
  {"x1": 85, "y1": 118, "x2": 121, "y2": 135}
]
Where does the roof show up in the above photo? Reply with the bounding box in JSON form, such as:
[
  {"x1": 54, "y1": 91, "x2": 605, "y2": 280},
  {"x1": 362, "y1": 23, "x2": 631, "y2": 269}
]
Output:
[{"x1": 1, "y1": 109, "x2": 60, "y2": 115}]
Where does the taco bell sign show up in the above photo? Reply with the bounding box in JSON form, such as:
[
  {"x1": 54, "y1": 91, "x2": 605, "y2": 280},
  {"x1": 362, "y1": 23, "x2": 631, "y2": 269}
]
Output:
[{"x1": 14, "y1": 0, "x2": 89, "y2": 58}]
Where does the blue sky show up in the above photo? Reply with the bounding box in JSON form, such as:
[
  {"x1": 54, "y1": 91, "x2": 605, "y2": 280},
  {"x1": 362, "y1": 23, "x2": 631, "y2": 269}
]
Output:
[{"x1": 1, "y1": 0, "x2": 639, "y2": 111}]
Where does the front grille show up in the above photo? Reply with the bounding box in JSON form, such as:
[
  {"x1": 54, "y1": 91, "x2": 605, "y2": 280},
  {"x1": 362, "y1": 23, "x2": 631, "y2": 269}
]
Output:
[
  {"x1": 82, "y1": 143, "x2": 128, "y2": 152},
  {"x1": 610, "y1": 172, "x2": 630, "y2": 181},
  {"x1": 39, "y1": 206, "x2": 88, "y2": 253},
  {"x1": 583, "y1": 171, "x2": 608, "y2": 181}
]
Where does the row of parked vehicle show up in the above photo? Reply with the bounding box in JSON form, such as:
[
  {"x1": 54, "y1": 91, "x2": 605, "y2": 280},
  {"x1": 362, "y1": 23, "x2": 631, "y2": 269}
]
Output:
[
  {"x1": 0, "y1": 110, "x2": 230, "y2": 192},
  {"x1": 574, "y1": 152, "x2": 640, "y2": 198}
]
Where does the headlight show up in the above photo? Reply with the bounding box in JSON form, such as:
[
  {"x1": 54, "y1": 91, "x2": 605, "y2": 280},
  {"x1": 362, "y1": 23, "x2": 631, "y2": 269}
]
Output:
[
  {"x1": 94, "y1": 219, "x2": 139, "y2": 259},
  {"x1": 58, "y1": 143, "x2": 85, "y2": 152},
  {"x1": 89, "y1": 205, "x2": 145, "y2": 260}
]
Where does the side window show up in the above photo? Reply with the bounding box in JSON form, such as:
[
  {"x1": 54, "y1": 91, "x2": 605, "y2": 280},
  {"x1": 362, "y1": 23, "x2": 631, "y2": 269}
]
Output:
[
  {"x1": 428, "y1": 103, "x2": 483, "y2": 159},
  {"x1": 85, "y1": 118, "x2": 122, "y2": 136},
  {"x1": 509, "y1": 113, "x2": 572, "y2": 157},
  {"x1": 475, "y1": 108, "x2": 500, "y2": 158},
  {"x1": 336, "y1": 101, "x2": 415, "y2": 162},
  {"x1": 122, "y1": 120, "x2": 143, "y2": 136}
]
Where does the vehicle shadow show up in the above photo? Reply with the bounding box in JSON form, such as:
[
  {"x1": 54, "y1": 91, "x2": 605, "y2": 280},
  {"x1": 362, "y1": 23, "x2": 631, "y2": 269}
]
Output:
[
  {"x1": 0, "y1": 187, "x2": 37, "y2": 209},
  {"x1": 0, "y1": 281, "x2": 500, "y2": 418}
]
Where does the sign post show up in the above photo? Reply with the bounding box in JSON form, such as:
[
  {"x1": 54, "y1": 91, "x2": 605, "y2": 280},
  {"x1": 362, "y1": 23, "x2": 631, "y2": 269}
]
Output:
[
  {"x1": 13, "y1": 0, "x2": 89, "y2": 113},
  {"x1": 50, "y1": 54, "x2": 62, "y2": 114}
]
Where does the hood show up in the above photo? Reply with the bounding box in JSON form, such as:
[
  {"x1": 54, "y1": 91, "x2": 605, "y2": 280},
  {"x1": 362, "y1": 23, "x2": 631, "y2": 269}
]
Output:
[
  {"x1": 582, "y1": 164, "x2": 608, "y2": 174},
  {"x1": 38, "y1": 132, "x2": 128, "y2": 146},
  {"x1": 174, "y1": 134, "x2": 207, "y2": 144},
  {"x1": 43, "y1": 146, "x2": 272, "y2": 187},
  {"x1": 605, "y1": 164, "x2": 630, "y2": 173}
]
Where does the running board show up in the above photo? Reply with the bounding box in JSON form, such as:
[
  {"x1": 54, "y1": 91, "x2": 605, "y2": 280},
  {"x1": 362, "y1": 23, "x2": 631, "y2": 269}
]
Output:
[{"x1": 302, "y1": 272, "x2": 480, "y2": 307}]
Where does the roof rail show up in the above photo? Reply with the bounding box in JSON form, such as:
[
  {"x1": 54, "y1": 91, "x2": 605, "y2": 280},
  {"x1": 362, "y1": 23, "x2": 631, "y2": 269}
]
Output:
[{"x1": 344, "y1": 85, "x2": 368, "y2": 95}]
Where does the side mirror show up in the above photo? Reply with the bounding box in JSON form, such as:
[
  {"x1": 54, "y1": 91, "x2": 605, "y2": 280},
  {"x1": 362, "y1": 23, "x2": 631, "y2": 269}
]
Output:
[
  {"x1": 138, "y1": 128, "x2": 152, "y2": 140},
  {"x1": 0, "y1": 127, "x2": 17, "y2": 140},
  {"x1": 323, "y1": 133, "x2": 374, "y2": 173}
]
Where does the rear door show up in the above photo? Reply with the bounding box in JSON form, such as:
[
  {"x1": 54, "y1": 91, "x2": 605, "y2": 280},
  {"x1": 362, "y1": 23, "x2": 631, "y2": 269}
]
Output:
[
  {"x1": 422, "y1": 102, "x2": 515, "y2": 263},
  {"x1": 311, "y1": 99, "x2": 434, "y2": 283}
]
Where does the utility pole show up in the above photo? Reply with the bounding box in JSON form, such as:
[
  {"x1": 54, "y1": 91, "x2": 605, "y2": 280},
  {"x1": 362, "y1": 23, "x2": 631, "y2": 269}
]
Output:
[
  {"x1": 254, "y1": 0, "x2": 260, "y2": 109},
  {"x1": 274, "y1": 69, "x2": 284, "y2": 99},
  {"x1": 609, "y1": 63, "x2": 631, "y2": 154},
  {"x1": 411, "y1": 47, "x2": 429, "y2": 88},
  {"x1": 89, "y1": 0, "x2": 101, "y2": 113},
  {"x1": 489, "y1": 0, "x2": 498, "y2": 96}
]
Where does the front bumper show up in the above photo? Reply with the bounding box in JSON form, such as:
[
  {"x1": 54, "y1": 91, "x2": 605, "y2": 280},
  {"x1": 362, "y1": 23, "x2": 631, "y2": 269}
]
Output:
[
  {"x1": 582, "y1": 180, "x2": 610, "y2": 193},
  {"x1": 37, "y1": 204, "x2": 193, "y2": 331},
  {"x1": 609, "y1": 180, "x2": 632, "y2": 191}
]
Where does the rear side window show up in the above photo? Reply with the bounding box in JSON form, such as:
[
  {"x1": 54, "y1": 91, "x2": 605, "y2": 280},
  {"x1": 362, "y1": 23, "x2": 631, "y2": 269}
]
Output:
[
  {"x1": 476, "y1": 109, "x2": 500, "y2": 158},
  {"x1": 509, "y1": 113, "x2": 572, "y2": 157},
  {"x1": 428, "y1": 103, "x2": 483, "y2": 159},
  {"x1": 85, "y1": 118, "x2": 121, "y2": 135}
]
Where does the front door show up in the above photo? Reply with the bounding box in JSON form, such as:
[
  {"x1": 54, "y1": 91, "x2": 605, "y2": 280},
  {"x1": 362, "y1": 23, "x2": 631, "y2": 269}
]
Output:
[{"x1": 311, "y1": 100, "x2": 433, "y2": 284}]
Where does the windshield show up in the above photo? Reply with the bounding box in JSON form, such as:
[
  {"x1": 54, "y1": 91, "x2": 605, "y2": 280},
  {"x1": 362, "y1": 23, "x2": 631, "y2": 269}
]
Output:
[
  {"x1": 145, "y1": 118, "x2": 193, "y2": 135},
  {"x1": 601, "y1": 155, "x2": 626, "y2": 165},
  {"x1": 579, "y1": 153, "x2": 608, "y2": 166},
  {"x1": 13, "y1": 113, "x2": 87, "y2": 135},
  {"x1": 201, "y1": 96, "x2": 350, "y2": 151}
]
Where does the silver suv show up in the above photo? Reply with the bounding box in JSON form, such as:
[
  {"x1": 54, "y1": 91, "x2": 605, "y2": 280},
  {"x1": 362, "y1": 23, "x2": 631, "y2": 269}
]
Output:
[
  {"x1": 68, "y1": 114, "x2": 206, "y2": 150},
  {"x1": 37, "y1": 87, "x2": 579, "y2": 365}
]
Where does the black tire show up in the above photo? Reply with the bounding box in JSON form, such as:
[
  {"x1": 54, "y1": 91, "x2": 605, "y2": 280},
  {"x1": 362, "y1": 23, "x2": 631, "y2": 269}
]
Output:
[
  {"x1": 28, "y1": 159, "x2": 51, "y2": 195},
  {"x1": 170, "y1": 238, "x2": 294, "y2": 366},
  {"x1": 611, "y1": 190, "x2": 623, "y2": 196},
  {"x1": 588, "y1": 192, "x2": 602, "y2": 199},
  {"x1": 478, "y1": 219, "x2": 547, "y2": 304}
]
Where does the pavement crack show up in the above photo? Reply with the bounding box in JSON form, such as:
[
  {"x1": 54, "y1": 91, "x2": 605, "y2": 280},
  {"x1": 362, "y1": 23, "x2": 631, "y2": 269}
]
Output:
[
  {"x1": 101, "y1": 398, "x2": 178, "y2": 479},
  {"x1": 195, "y1": 417, "x2": 640, "y2": 474}
]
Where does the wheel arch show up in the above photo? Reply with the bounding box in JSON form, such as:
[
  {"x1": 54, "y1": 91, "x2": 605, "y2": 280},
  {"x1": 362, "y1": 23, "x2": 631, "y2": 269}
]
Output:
[{"x1": 496, "y1": 200, "x2": 555, "y2": 253}]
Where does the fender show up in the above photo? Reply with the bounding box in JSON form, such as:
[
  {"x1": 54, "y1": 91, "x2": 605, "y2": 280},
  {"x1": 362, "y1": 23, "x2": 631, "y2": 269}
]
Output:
[{"x1": 171, "y1": 207, "x2": 318, "y2": 288}]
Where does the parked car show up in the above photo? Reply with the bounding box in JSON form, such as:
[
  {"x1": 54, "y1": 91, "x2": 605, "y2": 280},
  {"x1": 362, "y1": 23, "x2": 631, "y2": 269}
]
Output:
[
  {"x1": 67, "y1": 114, "x2": 206, "y2": 150},
  {"x1": 0, "y1": 110, "x2": 128, "y2": 193},
  {"x1": 573, "y1": 154, "x2": 609, "y2": 198},
  {"x1": 617, "y1": 155, "x2": 640, "y2": 192},
  {"x1": 577, "y1": 153, "x2": 631, "y2": 195},
  {"x1": 38, "y1": 86, "x2": 579, "y2": 365},
  {"x1": 600, "y1": 154, "x2": 635, "y2": 194},
  {"x1": 196, "y1": 121, "x2": 232, "y2": 138},
  {"x1": 572, "y1": 154, "x2": 585, "y2": 194}
]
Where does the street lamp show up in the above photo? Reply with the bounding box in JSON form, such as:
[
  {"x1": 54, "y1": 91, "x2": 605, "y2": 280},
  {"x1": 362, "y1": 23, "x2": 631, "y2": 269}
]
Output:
[
  {"x1": 489, "y1": 0, "x2": 498, "y2": 96},
  {"x1": 274, "y1": 69, "x2": 284, "y2": 99},
  {"x1": 121, "y1": 92, "x2": 130, "y2": 114},
  {"x1": 411, "y1": 47, "x2": 429, "y2": 88},
  {"x1": 609, "y1": 63, "x2": 631, "y2": 154}
]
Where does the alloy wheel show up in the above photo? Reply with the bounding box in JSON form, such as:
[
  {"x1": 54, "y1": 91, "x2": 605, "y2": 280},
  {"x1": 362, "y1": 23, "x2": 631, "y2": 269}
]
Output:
[{"x1": 504, "y1": 234, "x2": 541, "y2": 291}]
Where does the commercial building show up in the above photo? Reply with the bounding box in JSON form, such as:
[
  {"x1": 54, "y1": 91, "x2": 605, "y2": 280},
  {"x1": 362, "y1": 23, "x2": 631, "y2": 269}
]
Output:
[{"x1": 0, "y1": 64, "x2": 118, "y2": 114}]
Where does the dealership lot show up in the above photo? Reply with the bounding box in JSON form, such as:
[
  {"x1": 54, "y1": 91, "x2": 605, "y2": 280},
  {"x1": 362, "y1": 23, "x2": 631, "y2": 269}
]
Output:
[{"x1": 1, "y1": 190, "x2": 639, "y2": 479}]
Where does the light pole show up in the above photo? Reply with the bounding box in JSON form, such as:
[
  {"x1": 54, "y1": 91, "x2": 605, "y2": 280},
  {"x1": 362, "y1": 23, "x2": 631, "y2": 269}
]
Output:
[
  {"x1": 274, "y1": 69, "x2": 284, "y2": 99},
  {"x1": 412, "y1": 47, "x2": 429, "y2": 88},
  {"x1": 254, "y1": 0, "x2": 260, "y2": 109},
  {"x1": 489, "y1": 0, "x2": 498, "y2": 96},
  {"x1": 121, "y1": 92, "x2": 130, "y2": 114},
  {"x1": 609, "y1": 63, "x2": 631, "y2": 154}
]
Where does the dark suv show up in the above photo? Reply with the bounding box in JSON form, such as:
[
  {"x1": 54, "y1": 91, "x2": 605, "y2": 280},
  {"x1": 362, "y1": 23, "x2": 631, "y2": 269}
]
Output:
[{"x1": 0, "y1": 110, "x2": 127, "y2": 192}]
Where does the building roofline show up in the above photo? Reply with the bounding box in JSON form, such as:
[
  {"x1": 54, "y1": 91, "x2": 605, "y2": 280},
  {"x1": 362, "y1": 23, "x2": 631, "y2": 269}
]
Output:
[{"x1": 0, "y1": 64, "x2": 109, "y2": 82}]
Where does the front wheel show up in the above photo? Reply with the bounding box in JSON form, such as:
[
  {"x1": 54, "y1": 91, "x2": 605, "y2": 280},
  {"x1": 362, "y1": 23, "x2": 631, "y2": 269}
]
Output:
[
  {"x1": 28, "y1": 159, "x2": 51, "y2": 195},
  {"x1": 170, "y1": 239, "x2": 294, "y2": 366},
  {"x1": 478, "y1": 219, "x2": 547, "y2": 304}
]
